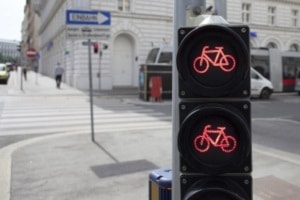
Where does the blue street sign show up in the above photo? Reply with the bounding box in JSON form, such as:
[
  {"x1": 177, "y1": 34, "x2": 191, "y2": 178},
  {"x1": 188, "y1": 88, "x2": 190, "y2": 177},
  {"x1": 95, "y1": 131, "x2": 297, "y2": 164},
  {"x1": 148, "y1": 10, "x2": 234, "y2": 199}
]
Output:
[
  {"x1": 35, "y1": 52, "x2": 40, "y2": 60},
  {"x1": 66, "y1": 10, "x2": 111, "y2": 26}
]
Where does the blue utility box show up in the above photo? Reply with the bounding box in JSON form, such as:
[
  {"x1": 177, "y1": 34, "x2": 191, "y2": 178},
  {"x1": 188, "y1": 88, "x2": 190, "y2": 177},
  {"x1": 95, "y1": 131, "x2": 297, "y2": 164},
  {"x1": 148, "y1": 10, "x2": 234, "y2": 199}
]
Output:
[{"x1": 149, "y1": 168, "x2": 172, "y2": 200}]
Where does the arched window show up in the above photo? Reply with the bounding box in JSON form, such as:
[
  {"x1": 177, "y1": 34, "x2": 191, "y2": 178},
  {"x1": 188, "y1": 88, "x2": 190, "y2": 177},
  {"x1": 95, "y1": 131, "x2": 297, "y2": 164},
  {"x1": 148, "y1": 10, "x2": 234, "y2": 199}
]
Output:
[
  {"x1": 289, "y1": 44, "x2": 299, "y2": 52},
  {"x1": 266, "y1": 42, "x2": 277, "y2": 48}
]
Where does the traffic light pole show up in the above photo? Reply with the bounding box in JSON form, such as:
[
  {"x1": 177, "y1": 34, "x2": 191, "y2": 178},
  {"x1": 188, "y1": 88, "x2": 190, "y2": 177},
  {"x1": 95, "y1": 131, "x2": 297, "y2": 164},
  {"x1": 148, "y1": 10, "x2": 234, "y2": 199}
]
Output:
[
  {"x1": 172, "y1": 0, "x2": 206, "y2": 200},
  {"x1": 98, "y1": 50, "x2": 102, "y2": 91},
  {"x1": 172, "y1": 0, "x2": 188, "y2": 199}
]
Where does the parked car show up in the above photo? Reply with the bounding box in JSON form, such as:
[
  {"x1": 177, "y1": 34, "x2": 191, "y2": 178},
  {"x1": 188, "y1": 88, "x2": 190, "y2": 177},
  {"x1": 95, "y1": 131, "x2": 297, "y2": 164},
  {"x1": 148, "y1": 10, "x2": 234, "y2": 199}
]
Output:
[
  {"x1": 145, "y1": 45, "x2": 172, "y2": 64},
  {"x1": 0, "y1": 63, "x2": 10, "y2": 84},
  {"x1": 294, "y1": 69, "x2": 300, "y2": 95},
  {"x1": 251, "y1": 67, "x2": 274, "y2": 99}
]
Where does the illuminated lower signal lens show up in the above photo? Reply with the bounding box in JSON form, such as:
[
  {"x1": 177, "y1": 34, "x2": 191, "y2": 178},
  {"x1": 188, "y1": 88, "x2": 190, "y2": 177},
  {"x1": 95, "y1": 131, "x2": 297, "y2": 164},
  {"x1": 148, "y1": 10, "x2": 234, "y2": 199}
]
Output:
[{"x1": 193, "y1": 125, "x2": 237, "y2": 154}]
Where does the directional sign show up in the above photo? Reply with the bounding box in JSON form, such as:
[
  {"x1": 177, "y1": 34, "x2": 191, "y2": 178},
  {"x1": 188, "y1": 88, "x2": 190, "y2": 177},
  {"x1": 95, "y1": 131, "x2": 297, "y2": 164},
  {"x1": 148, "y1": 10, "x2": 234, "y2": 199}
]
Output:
[{"x1": 66, "y1": 10, "x2": 111, "y2": 26}]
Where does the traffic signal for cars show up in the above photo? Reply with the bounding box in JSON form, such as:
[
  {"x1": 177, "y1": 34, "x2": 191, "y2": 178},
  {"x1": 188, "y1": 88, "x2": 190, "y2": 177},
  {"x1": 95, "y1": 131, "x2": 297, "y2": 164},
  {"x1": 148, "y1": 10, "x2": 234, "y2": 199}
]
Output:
[
  {"x1": 17, "y1": 45, "x2": 21, "y2": 52},
  {"x1": 93, "y1": 42, "x2": 99, "y2": 54},
  {"x1": 175, "y1": 24, "x2": 252, "y2": 199}
]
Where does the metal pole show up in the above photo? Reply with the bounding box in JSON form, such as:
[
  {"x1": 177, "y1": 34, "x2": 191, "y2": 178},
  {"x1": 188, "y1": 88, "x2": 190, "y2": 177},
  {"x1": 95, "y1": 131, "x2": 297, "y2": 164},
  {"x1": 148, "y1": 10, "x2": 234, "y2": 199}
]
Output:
[
  {"x1": 172, "y1": 0, "x2": 187, "y2": 199},
  {"x1": 20, "y1": 67, "x2": 23, "y2": 91},
  {"x1": 88, "y1": 38, "x2": 95, "y2": 141},
  {"x1": 214, "y1": 0, "x2": 227, "y2": 19},
  {"x1": 172, "y1": 1, "x2": 206, "y2": 200},
  {"x1": 98, "y1": 50, "x2": 102, "y2": 90}
]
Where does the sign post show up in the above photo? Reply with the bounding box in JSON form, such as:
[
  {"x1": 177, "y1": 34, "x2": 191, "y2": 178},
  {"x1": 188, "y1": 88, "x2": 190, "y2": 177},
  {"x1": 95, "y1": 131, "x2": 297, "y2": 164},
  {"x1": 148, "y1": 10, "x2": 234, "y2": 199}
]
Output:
[
  {"x1": 87, "y1": 38, "x2": 95, "y2": 142},
  {"x1": 66, "y1": 9, "x2": 111, "y2": 141}
]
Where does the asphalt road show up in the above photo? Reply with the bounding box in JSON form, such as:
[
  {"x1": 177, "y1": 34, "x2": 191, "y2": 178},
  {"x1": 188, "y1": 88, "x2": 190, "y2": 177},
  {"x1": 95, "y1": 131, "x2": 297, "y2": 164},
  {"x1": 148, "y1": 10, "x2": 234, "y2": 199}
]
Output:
[
  {"x1": 127, "y1": 93, "x2": 300, "y2": 155},
  {"x1": 251, "y1": 94, "x2": 300, "y2": 155},
  {"x1": 1, "y1": 81, "x2": 300, "y2": 156}
]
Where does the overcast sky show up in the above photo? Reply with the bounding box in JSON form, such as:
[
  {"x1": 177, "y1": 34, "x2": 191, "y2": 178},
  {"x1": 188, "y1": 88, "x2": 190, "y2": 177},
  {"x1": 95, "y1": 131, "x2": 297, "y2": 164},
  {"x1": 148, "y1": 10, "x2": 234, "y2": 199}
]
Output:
[{"x1": 0, "y1": 0, "x2": 26, "y2": 41}]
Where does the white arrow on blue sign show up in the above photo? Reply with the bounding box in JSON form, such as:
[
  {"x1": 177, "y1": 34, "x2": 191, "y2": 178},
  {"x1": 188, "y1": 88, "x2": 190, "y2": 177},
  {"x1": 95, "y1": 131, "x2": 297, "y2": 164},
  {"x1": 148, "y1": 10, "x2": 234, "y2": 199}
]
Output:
[{"x1": 66, "y1": 10, "x2": 111, "y2": 26}]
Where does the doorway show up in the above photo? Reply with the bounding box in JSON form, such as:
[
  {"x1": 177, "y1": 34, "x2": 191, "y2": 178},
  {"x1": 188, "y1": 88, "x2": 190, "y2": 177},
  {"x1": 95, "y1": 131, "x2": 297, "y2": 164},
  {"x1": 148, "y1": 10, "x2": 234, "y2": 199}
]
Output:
[{"x1": 112, "y1": 34, "x2": 135, "y2": 87}]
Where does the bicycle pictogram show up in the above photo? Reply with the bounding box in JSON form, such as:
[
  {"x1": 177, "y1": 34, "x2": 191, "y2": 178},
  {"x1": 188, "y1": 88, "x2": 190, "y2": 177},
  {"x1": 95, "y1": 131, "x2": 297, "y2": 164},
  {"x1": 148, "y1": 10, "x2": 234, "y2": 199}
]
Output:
[
  {"x1": 193, "y1": 45, "x2": 236, "y2": 74},
  {"x1": 193, "y1": 124, "x2": 237, "y2": 153}
]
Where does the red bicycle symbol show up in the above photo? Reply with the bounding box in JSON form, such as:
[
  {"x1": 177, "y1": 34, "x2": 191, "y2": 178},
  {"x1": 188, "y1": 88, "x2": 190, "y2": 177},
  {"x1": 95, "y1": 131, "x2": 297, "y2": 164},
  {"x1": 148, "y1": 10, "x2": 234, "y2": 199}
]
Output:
[
  {"x1": 193, "y1": 124, "x2": 237, "y2": 153},
  {"x1": 193, "y1": 46, "x2": 236, "y2": 74}
]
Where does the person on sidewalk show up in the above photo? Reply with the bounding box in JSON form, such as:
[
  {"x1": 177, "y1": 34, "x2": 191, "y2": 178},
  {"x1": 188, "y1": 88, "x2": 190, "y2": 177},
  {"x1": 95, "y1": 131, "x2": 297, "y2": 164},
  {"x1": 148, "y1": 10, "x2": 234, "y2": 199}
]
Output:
[
  {"x1": 54, "y1": 62, "x2": 64, "y2": 89},
  {"x1": 22, "y1": 67, "x2": 27, "y2": 81}
]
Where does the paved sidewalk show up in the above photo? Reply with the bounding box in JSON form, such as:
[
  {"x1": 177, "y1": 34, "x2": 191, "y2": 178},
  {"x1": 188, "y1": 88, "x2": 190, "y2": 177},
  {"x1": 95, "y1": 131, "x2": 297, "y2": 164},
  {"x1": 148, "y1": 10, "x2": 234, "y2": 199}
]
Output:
[
  {"x1": 6, "y1": 69, "x2": 86, "y2": 96},
  {"x1": 1, "y1": 71, "x2": 300, "y2": 199}
]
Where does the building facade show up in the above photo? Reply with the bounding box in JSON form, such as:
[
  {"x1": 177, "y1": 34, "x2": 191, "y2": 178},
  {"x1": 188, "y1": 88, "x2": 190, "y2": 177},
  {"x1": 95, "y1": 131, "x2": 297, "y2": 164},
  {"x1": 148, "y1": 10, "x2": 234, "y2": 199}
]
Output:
[
  {"x1": 207, "y1": 0, "x2": 300, "y2": 51},
  {"x1": 21, "y1": 0, "x2": 40, "y2": 69},
  {"x1": 0, "y1": 39, "x2": 20, "y2": 59},
  {"x1": 34, "y1": 0, "x2": 300, "y2": 90},
  {"x1": 36, "y1": 0, "x2": 173, "y2": 90}
]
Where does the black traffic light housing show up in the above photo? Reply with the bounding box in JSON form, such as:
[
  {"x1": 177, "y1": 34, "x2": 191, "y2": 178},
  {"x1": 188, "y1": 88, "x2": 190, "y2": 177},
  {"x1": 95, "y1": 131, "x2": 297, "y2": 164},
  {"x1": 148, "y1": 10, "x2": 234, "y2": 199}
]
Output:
[
  {"x1": 181, "y1": 175, "x2": 252, "y2": 200},
  {"x1": 175, "y1": 23, "x2": 252, "y2": 200},
  {"x1": 178, "y1": 101, "x2": 251, "y2": 175},
  {"x1": 177, "y1": 25, "x2": 250, "y2": 98}
]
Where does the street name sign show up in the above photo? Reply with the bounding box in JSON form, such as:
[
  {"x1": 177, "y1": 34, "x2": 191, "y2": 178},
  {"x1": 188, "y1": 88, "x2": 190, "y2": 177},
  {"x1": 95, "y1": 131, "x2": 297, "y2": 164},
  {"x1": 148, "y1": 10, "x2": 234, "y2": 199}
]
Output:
[
  {"x1": 66, "y1": 10, "x2": 111, "y2": 26},
  {"x1": 66, "y1": 26, "x2": 110, "y2": 40}
]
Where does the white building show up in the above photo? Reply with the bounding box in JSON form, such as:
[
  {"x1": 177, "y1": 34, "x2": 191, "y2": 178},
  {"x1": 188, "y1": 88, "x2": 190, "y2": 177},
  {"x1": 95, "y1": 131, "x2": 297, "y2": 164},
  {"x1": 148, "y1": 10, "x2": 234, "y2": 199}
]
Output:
[
  {"x1": 36, "y1": 0, "x2": 300, "y2": 90},
  {"x1": 36, "y1": 0, "x2": 173, "y2": 90},
  {"x1": 0, "y1": 39, "x2": 20, "y2": 59},
  {"x1": 207, "y1": 0, "x2": 300, "y2": 51}
]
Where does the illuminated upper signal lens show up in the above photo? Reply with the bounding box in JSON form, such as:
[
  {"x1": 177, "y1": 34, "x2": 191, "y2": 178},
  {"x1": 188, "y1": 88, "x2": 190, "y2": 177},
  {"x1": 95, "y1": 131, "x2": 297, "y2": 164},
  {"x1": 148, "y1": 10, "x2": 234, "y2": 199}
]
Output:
[{"x1": 193, "y1": 46, "x2": 236, "y2": 74}]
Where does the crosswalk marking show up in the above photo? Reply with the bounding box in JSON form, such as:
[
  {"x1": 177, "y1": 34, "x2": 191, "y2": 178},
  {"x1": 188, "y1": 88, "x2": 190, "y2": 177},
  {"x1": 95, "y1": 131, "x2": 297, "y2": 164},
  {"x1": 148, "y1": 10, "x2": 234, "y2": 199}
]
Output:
[{"x1": 0, "y1": 96, "x2": 171, "y2": 136}]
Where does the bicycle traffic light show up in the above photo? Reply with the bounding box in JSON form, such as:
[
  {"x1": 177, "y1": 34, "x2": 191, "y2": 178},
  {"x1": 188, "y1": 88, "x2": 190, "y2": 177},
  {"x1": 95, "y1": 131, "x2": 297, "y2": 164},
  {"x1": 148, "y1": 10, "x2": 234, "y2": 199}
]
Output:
[
  {"x1": 177, "y1": 25, "x2": 250, "y2": 98},
  {"x1": 175, "y1": 24, "x2": 252, "y2": 200},
  {"x1": 178, "y1": 102, "x2": 251, "y2": 174}
]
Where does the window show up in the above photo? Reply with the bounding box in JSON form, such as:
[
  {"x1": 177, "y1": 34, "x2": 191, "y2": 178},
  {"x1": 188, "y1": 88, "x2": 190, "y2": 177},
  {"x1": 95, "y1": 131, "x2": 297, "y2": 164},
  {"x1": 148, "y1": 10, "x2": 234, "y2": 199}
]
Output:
[
  {"x1": 146, "y1": 48, "x2": 159, "y2": 64},
  {"x1": 118, "y1": 0, "x2": 130, "y2": 12},
  {"x1": 268, "y1": 6, "x2": 276, "y2": 25},
  {"x1": 266, "y1": 42, "x2": 277, "y2": 48},
  {"x1": 73, "y1": 0, "x2": 90, "y2": 9},
  {"x1": 242, "y1": 3, "x2": 251, "y2": 23},
  {"x1": 251, "y1": 69, "x2": 260, "y2": 79},
  {"x1": 251, "y1": 55, "x2": 270, "y2": 79},
  {"x1": 291, "y1": 9, "x2": 298, "y2": 27},
  {"x1": 158, "y1": 52, "x2": 172, "y2": 64},
  {"x1": 289, "y1": 44, "x2": 299, "y2": 52}
]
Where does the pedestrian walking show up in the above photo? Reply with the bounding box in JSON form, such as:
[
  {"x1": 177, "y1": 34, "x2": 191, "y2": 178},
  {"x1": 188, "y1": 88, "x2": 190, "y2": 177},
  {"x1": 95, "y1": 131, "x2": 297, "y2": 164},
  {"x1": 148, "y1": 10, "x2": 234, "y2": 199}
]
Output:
[
  {"x1": 22, "y1": 67, "x2": 27, "y2": 81},
  {"x1": 54, "y1": 62, "x2": 64, "y2": 89}
]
